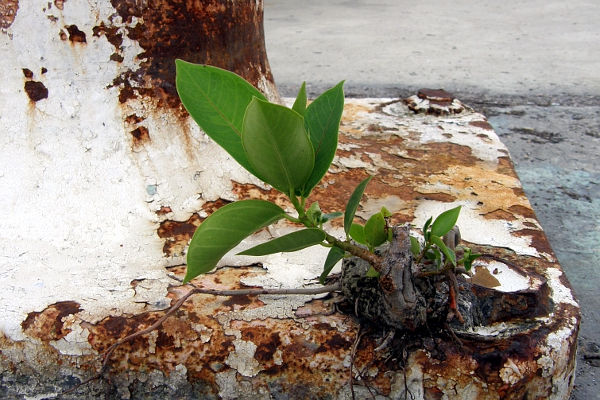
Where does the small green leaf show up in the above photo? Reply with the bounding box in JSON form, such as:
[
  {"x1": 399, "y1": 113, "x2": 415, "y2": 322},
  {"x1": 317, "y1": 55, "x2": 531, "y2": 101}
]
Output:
[
  {"x1": 430, "y1": 206, "x2": 462, "y2": 238},
  {"x1": 306, "y1": 201, "x2": 322, "y2": 225},
  {"x1": 430, "y1": 235, "x2": 457, "y2": 266},
  {"x1": 321, "y1": 211, "x2": 343, "y2": 223},
  {"x1": 176, "y1": 61, "x2": 266, "y2": 179},
  {"x1": 238, "y1": 228, "x2": 326, "y2": 256},
  {"x1": 319, "y1": 245, "x2": 345, "y2": 284},
  {"x1": 299, "y1": 81, "x2": 345, "y2": 197},
  {"x1": 366, "y1": 267, "x2": 381, "y2": 278},
  {"x1": 349, "y1": 223, "x2": 367, "y2": 245},
  {"x1": 423, "y1": 216, "x2": 433, "y2": 242},
  {"x1": 292, "y1": 82, "x2": 307, "y2": 117},
  {"x1": 410, "y1": 236, "x2": 421, "y2": 256},
  {"x1": 364, "y1": 212, "x2": 388, "y2": 250},
  {"x1": 433, "y1": 247, "x2": 442, "y2": 269},
  {"x1": 185, "y1": 200, "x2": 285, "y2": 282},
  {"x1": 344, "y1": 176, "x2": 372, "y2": 235},
  {"x1": 242, "y1": 97, "x2": 315, "y2": 194}
]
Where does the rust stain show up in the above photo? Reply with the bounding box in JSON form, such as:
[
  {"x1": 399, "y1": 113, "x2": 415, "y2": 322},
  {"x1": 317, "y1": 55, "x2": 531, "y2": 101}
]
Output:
[
  {"x1": 470, "y1": 120, "x2": 494, "y2": 130},
  {"x1": 157, "y1": 213, "x2": 203, "y2": 257},
  {"x1": 130, "y1": 126, "x2": 149, "y2": 143},
  {"x1": 0, "y1": 0, "x2": 18, "y2": 30},
  {"x1": 21, "y1": 301, "x2": 82, "y2": 341},
  {"x1": 231, "y1": 181, "x2": 293, "y2": 210},
  {"x1": 21, "y1": 68, "x2": 33, "y2": 78},
  {"x1": 24, "y1": 81, "x2": 48, "y2": 102},
  {"x1": 100, "y1": 0, "x2": 277, "y2": 110},
  {"x1": 65, "y1": 24, "x2": 86, "y2": 43}
]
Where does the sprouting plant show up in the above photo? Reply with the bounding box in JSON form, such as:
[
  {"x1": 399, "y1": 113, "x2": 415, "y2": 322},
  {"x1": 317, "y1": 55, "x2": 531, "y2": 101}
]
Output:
[{"x1": 175, "y1": 60, "x2": 479, "y2": 285}]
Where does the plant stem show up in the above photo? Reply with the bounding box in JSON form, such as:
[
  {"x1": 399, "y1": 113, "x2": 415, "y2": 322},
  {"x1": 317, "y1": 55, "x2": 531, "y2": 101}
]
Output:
[{"x1": 324, "y1": 232, "x2": 383, "y2": 267}]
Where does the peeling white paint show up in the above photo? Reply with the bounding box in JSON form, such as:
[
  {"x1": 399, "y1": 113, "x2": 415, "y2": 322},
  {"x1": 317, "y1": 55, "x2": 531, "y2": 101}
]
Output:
[
  {"x1": 413, "y1": 200, "x2": 540, "y2": 256},
  {"x1": 544, "y1": 267, "x2": 579, "y2": 307},
  {"x1": 0, "y1": 0, "x2": 266, "y2": 343},
  {"x1": 225, "y1": 339, "x2": 263, "y2": 377},
  {"x1": 470, "y1": 260, "x2": 531, "y2": 292},
  {"x1": 50, "y1": 323, "x2": 95, "y2": 356}
]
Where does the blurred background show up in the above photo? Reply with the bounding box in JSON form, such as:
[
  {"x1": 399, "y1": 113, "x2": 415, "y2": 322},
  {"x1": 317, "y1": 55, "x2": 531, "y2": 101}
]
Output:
[{"x1": 264, "y1": 1, "x2": 600, "y2": 398}]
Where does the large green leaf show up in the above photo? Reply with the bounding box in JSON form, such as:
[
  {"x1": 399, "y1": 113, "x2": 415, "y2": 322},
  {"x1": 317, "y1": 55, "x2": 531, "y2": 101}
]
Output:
[
  {"x1": 185, "y1": 200, "x2": 285, "y2": 282},
  {"x1": 319, "y1": 245, "x2": 345, "y2": 285},
  {"x1": 238, "y1": 228, "x2": 326, "y2": 256},
  {"x1": 430, "y1": 205, "x2": 461, "y2": 238},
  {"x1": 242, "y1": 97, "x2": 315, "y2": 194},
  {"x1": 344, "y1": 176, "x2": 372, "y2": 235},
  {"x1": 299, "y1": 81, "x2": 345, "y2": 197},
  {"x1": 175, "y1": 60, "x2": 266, "y2": 179}
]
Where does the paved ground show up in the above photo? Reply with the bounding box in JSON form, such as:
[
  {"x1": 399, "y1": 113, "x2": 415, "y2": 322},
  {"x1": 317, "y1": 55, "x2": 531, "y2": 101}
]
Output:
[{"x1": 264, "y1": 1, "x2": 600, "y2": 398}]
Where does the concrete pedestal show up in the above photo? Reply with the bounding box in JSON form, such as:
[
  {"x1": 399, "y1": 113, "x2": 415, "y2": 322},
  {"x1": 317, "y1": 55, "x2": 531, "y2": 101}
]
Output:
[{"x1": 0, "y1": 92, "x2": 579, "y2": 398}]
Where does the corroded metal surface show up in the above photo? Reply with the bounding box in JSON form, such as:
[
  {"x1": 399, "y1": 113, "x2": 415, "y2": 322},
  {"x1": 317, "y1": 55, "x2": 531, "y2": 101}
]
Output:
[
  {"x1": 2, "y1": 91, "x2": 580, "y2": 397},
  {"x1": 0, "y1": 1, "x2": 579, "y2": 397}
]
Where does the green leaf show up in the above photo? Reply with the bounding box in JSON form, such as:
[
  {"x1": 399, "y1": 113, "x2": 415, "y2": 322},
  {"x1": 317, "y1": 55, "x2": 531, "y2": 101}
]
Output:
[
  {"x1": 292, "y1": 82, "x2": 307, "y2": 117},
  {"x1": 410, "y1": 236, "x2": 421, "y2": 256},
  {"x1": 299, "y1": 81, "x2": 345, "y2": 197},
  {"x1": 349, "y1": 223, "x2": 367, "y2": 245},
  {"x1": 365, "y1": 267, "x2": 381, "y2": 278},
  {"x1": 430, "y1": 235, "x2": 457, "y2": 266},
  {"x1": 175, "y1": 61, "x2": 266, "y2": 179},
  {"x1": 243, "y1": 97, "x2": 315, "y2": 194},
  {"x1": 423, "y1": 216, "x2": 433, "y2": 242},
  {"x1": 321, "y1": 211, "x2": 343, "y2": 224},
  {"x1": 430, "y1": 206, "x2": 462, "y2": 238},
  {"x1": 344, "y1": 176, "x2": 372, "y2": 235},
  {"x1": 364, "y1": 212, "x2": 388, "y2": 250},
  {"x1": 185, "y1": 200, "x2": 285, "y2": 282},
  {"x1": 238, "y1": 228, "x2": 326, "y2": 256},
  {"x1": 319, "y1": 245, "x2": 345, "y2": 285}
]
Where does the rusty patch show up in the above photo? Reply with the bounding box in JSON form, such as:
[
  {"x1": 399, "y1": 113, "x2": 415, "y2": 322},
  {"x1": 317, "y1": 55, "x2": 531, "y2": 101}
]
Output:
[
  {"x1": 21, "y1": 301, "x2": 82, "y2": 341},
  {"x1": 24, "y1": 81, "x2": 48, "y2": 102},
  {"x1": 482, "y1": 209, "x2": 517, "y2": 221},
  {"x1": 470, "y1": 120, "x2": 494, "y2": 130},
  {"x1": 124, "y1": 113, "x2": 144, "y2": 125},
  {"x1": 231, "y1": 182, "x2": 293, "y2": 210},
  {"x1": 0, "y1": 0, "x2": 18, "y2": 30},
  {"x1": 54, "y1": 0, "x2": 65, "y2": 11},
  {"x1": 21, "y1": 68, "x2": 33, "y2": 78},
  {"x1": 65, "y1": 24, "x2": 87, "y2": 43},
  {"x1": 130, "y1": 126, "x2": 150, "y2": 142},
  {"x1": 102, "y1": 0, "x2": 277, "y2": 110},
  {"x1": 155, "y1": 206, "x2": 172, "y2": 215},
  {"x1": 418, "y1": 88, "x2": 455, "y2": 101},
  {"x1": 157, "y1": 213, "x2": 203, "y2": 257}
]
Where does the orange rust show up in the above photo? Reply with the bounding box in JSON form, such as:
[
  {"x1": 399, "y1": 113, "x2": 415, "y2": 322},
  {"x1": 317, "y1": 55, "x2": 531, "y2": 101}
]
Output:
[
  {"x1": 157, "y1": 213, "x2": 203, "y2": 257},
  {"x1": 101, "y1": 0, "x2": 278, "y2": 111},
  {"x1": 130, "y1": 126, "x2": 149, "y2": 143},
  {"x1": 0, "y1": 0, "x2": 19, "y2": 29},
  {"x1": 22, "y1": 301, "x2": 82, "y2": 341},
  {"x1": 231, "y1": 181, "x2": 292, "y2": 210},
  {"x1": 65, "y1": 24, "x2": 86, "y2": 43},
  {"x1": 482, "y1": 209, "x2": 518, "y2": 221},
  {"x1": 469, "y1": 120, "x2": 494, "y2": 130}
]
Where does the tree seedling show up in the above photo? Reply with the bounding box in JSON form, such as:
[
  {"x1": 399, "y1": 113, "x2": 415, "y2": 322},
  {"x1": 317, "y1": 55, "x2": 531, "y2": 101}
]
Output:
[{"x1": 175, "y1": 60, "x2": 479, "y2": 286}]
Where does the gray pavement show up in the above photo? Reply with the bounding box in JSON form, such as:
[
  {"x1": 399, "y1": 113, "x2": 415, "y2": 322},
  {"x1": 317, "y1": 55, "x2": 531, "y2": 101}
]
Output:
[{"x1": 264, "y1": 1, "x2": 600, "y2": 398}]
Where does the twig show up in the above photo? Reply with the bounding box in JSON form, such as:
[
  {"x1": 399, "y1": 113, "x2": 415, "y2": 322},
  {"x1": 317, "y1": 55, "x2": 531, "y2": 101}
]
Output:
[{"x1": 62, "y1": 282, "x2": 341, "y2": 395}]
